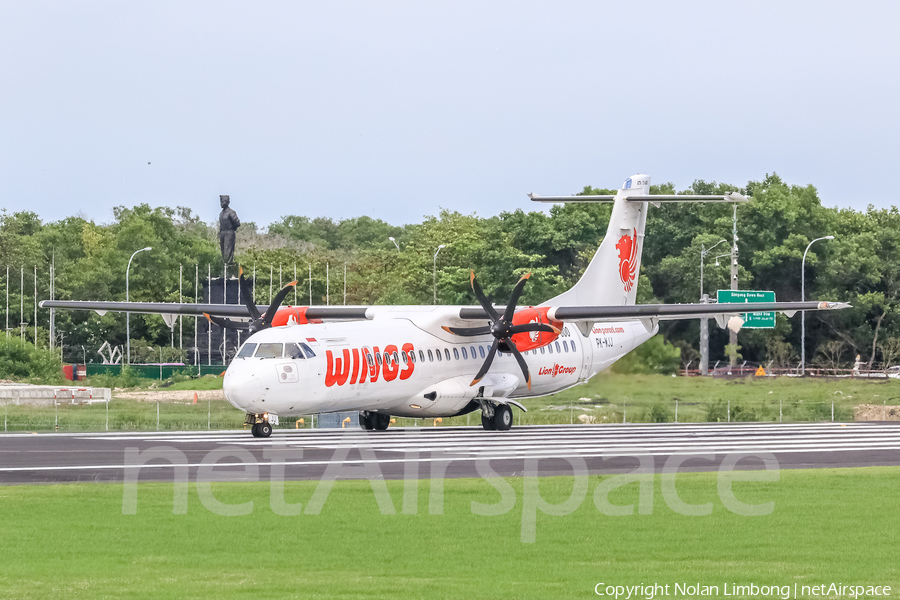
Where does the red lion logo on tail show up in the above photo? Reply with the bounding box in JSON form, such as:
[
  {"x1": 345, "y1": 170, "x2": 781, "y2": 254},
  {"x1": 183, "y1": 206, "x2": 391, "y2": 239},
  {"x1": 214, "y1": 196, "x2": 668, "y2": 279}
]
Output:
[{"x1": 615, "y1": 228, "x2": 638, "y2": 292}]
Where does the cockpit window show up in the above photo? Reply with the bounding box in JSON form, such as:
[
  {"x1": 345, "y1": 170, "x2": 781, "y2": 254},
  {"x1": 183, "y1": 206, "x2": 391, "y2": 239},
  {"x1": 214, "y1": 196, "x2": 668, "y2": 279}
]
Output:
[
  {"x1": 237, "y1": 343, "x2": 257, "y2": 358},
  {"x1": 300, "y1": 343, "x2": 316, "y2": 358},
  {"x1": 255, "y1": 343, "x2": 283, "y2": 358},
  {"x1": 285, "y1": 343, "x2": 305, "y2": 359}
]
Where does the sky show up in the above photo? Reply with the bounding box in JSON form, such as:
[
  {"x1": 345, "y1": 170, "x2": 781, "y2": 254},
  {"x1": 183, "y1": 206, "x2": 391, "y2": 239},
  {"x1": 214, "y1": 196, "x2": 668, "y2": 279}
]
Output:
[{"x1": 1, "y1": 1, "x2": 898, "y2": 228}]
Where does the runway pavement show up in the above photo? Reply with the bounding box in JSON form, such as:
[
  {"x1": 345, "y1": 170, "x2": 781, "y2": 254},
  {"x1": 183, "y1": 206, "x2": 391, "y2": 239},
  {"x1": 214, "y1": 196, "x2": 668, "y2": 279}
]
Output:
[{"x1": 1, "y1": 422, "x2": 899, "y2": 484}]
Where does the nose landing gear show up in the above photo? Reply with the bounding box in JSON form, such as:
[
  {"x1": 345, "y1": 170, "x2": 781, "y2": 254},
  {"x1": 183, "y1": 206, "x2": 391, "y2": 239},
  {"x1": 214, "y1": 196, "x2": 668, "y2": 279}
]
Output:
[{"x1": 245, "y1": 413, "x2": 273, "y2": 438}]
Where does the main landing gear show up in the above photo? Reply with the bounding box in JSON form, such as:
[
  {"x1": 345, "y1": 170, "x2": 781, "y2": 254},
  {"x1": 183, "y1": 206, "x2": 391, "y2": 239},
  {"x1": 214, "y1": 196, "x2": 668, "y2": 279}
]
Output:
[
  {"x1": 359, "y1": 411, "x2": 391, "y2": 431},
  {"x1": 479, "y1": 402, "x2": 513, "y2": 431},
  {"x1": 245, "y1": 413, "x2": 273, "y2": 438}
]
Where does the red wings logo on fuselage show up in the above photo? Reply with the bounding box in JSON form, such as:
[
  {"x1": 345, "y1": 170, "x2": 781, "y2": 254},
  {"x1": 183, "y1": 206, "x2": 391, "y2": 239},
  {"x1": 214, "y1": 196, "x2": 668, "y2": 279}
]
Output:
[{"x1": 615, "y1": 228, "x2": 638, "y2": 292}]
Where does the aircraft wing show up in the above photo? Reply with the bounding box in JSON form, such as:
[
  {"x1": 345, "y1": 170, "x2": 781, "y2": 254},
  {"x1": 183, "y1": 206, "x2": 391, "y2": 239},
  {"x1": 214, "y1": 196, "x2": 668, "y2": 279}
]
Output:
[
  {"x1": 458, "y1": 301, "x2": 849, "y2": 322},
  {"x1": 39, "y1": 300, "x2": 369, "y2": 320},
  {"x1": 41, "y1": 299, "x2": 850, "y2": 329}
]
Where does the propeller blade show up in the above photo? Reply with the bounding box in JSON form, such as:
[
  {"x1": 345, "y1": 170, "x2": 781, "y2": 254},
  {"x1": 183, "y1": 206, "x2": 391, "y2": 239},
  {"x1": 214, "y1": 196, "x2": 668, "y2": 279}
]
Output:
[
  {"x1": 470, "y1": 271, "x2": 500, "y2": 321},
  {"x1": 470, "y1": 338, "x2": 499, "y2": 387},
  {"x1": 507, "y1": 342, "x2": 532, "y2": 390},
  {"x1": 503, "y1": 273, "x2": 531, "y2": 321},
  {"x1": 442, "y1": 325, "x2": 492, "y2": 336},
  {"x1": 507, "y1": 323, "x2": 561, "y2": 336},
  {"x1": 260, "y1": 281, "x2": 298, "y2": 327},
  {"x1": 203, "y1": 313, "x2": 249, "y2": 331},
  {"x1": 238, "y1": 266, "x2": 260, "y2": 321}
]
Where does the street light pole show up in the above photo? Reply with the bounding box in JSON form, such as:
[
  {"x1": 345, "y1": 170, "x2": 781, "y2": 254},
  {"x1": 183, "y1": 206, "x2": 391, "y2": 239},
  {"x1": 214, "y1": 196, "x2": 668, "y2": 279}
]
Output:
[
  {"x1": 433, "y1": 245, "x2": 445, "y2": 305},
  {"x1": 728, "y1": 205, "x2": 740, "y2": 373},
  {"x1": 388, "y1": 237, "x2": 400, "y2": 252},
  {"x1": 699, "y1": 239, "x2": 727, "y2": 376},
  {"x1": 700, "y1": 239, "x2": 727, "y2": 299},
  {"x1": 801, "y1": 235, "x2": 835, "y2": 376},
  {"x1": 126, "y1": 247, "x2": 152, "y2": 364}
]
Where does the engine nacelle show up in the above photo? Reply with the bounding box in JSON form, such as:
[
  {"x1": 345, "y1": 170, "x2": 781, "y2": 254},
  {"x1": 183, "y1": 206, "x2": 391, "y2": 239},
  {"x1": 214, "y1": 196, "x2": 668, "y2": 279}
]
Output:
[
  {"x1": 509, "y1": 306, "x2": 563, "y2": 352},
  {"x1": 268, "y1": 306, "x2": 321, "y2": 327}
]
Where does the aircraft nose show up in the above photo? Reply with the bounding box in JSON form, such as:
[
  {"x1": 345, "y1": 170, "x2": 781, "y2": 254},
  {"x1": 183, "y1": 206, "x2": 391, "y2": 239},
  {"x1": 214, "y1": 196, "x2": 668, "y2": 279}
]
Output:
[{"x1": 223, "y1": 368, "x2": 262, "y2": 411}]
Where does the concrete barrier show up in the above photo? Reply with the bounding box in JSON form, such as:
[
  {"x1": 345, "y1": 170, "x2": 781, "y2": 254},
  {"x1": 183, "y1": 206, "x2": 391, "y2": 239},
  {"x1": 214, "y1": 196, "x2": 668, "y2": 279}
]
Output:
[{"x1": 0, "y1": 384, "x2": 111, "y2": 407}]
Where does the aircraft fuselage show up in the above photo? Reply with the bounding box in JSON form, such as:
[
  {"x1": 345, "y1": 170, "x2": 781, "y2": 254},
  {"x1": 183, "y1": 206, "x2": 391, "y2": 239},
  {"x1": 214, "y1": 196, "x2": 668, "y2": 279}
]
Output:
[{"x1": 222, "y1": 313, "x2": 655, "y2": 420}]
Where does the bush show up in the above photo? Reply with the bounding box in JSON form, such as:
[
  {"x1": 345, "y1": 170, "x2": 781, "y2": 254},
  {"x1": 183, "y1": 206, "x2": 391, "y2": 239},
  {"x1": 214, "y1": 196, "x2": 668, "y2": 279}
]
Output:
[
  {"x1": 87, "y1": 365, "x2": 153, "y2": 389},
  {"x1": 650, "y1": 404, "x2": 670, "y2": 423},
  {"x1": 705, "y1": 399, "x2": 759, "y2": 422},
  {"x1": 705, "y1": 400, "x2": 727, "y2": 422},
  {"x1": 612, "y1": 336, "x2": 681, "y2": 375},
  {"x1": 0, "y1": 337, "x2": 63, "y2": 383}
]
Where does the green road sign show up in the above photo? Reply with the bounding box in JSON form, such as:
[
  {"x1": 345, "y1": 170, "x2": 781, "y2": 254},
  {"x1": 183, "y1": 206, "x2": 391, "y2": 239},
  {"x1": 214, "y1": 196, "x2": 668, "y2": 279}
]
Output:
[{"x1": 716, "y1": 290, "x2": 776, "y2": 329}]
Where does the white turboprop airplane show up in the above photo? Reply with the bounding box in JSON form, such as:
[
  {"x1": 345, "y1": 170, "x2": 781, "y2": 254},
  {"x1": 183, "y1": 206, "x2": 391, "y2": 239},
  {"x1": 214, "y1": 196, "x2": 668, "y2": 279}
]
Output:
[{"x1": 43, "y1": 175, "x2": 849, "y2": 437}]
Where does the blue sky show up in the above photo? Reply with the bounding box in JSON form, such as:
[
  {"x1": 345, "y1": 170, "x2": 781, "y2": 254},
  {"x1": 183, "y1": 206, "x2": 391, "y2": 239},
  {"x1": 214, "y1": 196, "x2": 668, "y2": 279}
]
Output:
[{"x1": 1, "y1": 1, "x2": 897, "y2": 227}]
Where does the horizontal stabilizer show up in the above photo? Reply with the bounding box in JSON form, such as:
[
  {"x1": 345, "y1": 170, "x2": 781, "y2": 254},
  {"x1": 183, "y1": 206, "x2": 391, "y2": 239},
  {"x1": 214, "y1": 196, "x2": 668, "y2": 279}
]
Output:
[{"x1": 529, "y1": 192, "x2": 748, "y2": 203}]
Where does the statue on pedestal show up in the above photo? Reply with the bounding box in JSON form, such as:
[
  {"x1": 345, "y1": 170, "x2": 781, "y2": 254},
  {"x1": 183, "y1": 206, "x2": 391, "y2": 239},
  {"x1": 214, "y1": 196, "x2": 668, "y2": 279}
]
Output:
[{"x1": 218, "y1": 195, "x2": 241, "y2": 264}]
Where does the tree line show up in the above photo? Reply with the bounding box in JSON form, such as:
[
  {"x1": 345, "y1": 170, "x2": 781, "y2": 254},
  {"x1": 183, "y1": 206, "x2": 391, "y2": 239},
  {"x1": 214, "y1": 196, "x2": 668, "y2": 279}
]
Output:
[{"x1": 1, "y1": 172, "x2": 897, "y2": 371}]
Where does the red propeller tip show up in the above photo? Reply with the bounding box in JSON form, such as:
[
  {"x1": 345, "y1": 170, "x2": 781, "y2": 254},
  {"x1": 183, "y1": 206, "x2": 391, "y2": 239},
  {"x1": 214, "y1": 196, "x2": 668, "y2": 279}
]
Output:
[
  {"x1": 287, "y1": 281, "x2": 298, "y2": 287},
  {"x1": 202, "y1": 313, "x2": 212, "y2": 322},
  {"x1": 470, "y1": 377, "x2": 482, "y2": 387},
  {"x1": 441, "y1": 326, "x2": 455, "y2": 334}
]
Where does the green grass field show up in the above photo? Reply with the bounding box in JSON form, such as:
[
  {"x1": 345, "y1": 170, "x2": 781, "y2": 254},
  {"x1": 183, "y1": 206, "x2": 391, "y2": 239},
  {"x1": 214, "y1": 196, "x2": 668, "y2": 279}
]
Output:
[
  {"x1": 1, "y1": 467, "x2": 898, "y2": 598},
  {"x1": 3, "y1": 372, "x2": 898, "y2": 432}
]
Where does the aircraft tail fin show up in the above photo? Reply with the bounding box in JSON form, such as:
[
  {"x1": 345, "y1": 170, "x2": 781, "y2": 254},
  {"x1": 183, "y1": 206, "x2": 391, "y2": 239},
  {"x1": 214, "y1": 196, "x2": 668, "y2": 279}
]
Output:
[{"x1": 532, "y1": 175, "x2": 747, "y2": 308}]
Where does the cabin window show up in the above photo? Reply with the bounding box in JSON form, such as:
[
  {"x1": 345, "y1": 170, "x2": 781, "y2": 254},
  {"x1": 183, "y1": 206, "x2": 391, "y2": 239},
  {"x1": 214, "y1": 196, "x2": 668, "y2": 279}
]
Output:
[
  {"x1": 570, "y1": 340, "x2": 576, "y2": 353},
  {"x1": 479, "y1": 346, "x2": 486, "y2": 359},
  {"x1": 548, "y1": 343, "x2": 553, "y2": 354},
  {"x1": 300, "y1": 343, "x2": 316, "y2": 358},
  {"x1": 237, "y1": 343, "x2": 257, "y2": 358},
  {"x1": 540, "y1": 346, "x2": 545, "y2": 354},
  {"x1": 401, "y1": 351, "x2": 408, "y2": 365},
  {"x1": 444, "y1": 349, "x2": 451, "y2": 361},
  {"x1": 562, "y1": 341, "x2": 568, "y2": 353},
  {"x1": 376, "y1": 352, "x2": 383, "y2": 365},
  {"x1": 435, "y1": 349, "x2": 442, "y2": 362},
  {"x1": 392, "y1": 351, "x2": 400, "y2": 364},
  {"x1": 255, "y1": 343, "x2": 283, "y2": 358},
  {"x1": 555, "y1": 341, "x2": 561, "y2": 353},
  {"x1": 471, "y1": 346, "x2": 477, "y2": 358},
  {"x1": 461, "y1": 347, "x2": 468, "y2": 359},
  {"x1": 418, "y1": 350, "x2": 425, "y2": 363},
  {"x1": 365, "y1": 350, "x2": 374, "y2": 366},
  {"x1": 453, "y1": 348, "x2": 460, "y2": 360},
  {"x1": 285, "y1": 343, "x2": 305, "y2": 359},
  {"x1": 427, "y1": 349, "x2": 434, "y2": 362}
]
